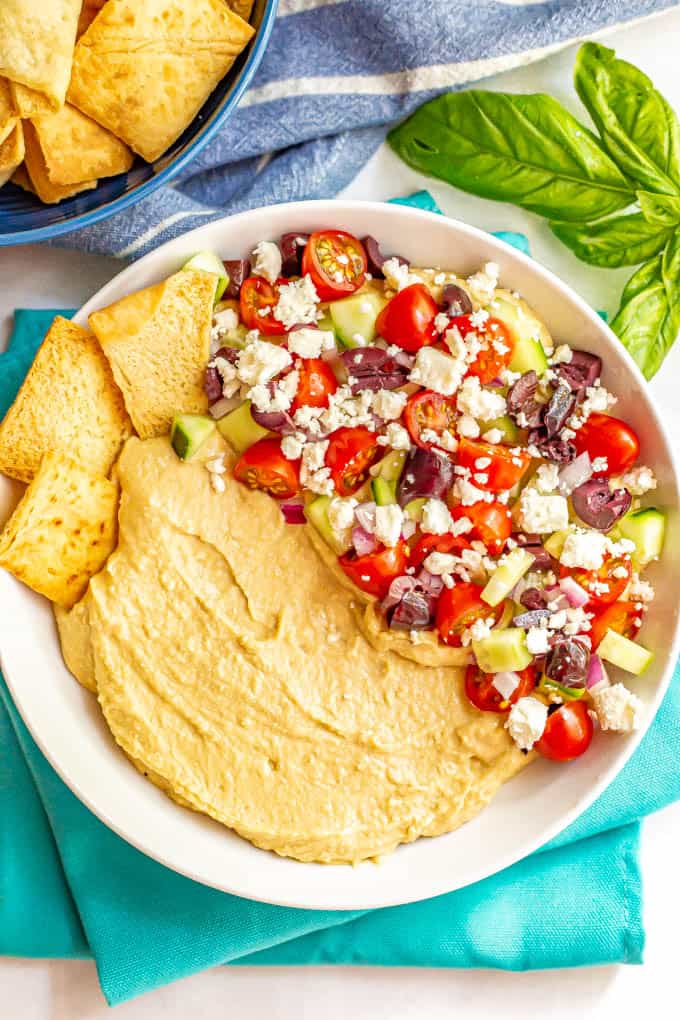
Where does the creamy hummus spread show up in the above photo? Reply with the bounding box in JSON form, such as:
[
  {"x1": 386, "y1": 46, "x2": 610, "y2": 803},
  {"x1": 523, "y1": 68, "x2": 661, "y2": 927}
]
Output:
[{"x1": 57, "y1": 436, "x2": 529, "y2": 864}]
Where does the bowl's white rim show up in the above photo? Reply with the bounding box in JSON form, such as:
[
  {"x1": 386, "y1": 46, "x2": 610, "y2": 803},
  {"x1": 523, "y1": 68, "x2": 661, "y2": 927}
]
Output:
[{"x1": 4, "y1": 200, "x2": 679, "y2": 911}]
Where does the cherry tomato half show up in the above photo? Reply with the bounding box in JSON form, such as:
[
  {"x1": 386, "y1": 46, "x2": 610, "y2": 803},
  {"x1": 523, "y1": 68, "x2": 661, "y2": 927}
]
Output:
[
  {"x1": 375, "y1": 283, "x2": 438, "y2": 353},
  {"x1": 233, "y1": 437, "x2": 300, "y2": 499},
  {"x1": 464, "y1": 664, "x2": 537, "y2": 713},
  {"x1": 436, "y1": 582, "x2": 503, "y2": 647},
  {"x1": 447, "y1": 314, "x2": 515, "y2": 385},
  {"x1": 239, "y1": 276, "x2": 285, "y2": 335},
  {"x1": 290, "y1": 357, "x2": 338, "y2": 415},
  {"x1": 301, "y1": 230, "x2": 367, "y2": 301},
  {"x1": 590, "y1": 600, "x2": 642, "y2": 650},
  {"x1": 562, "y1": 554, "x2": 632, "y2": 607},
  {"x1": 536, "y1": 701, "x2": 593, "y2": 762},
  {"x1": 573, "y1": 413, "x2": 640, "y2": 477},
  {"x1": 404, "y1": 390, "x2": 458, "y2": 450},
  {"x1": 451, "y1": 501, "x2": 512, "y2": 556},
  {"x1": 338, "y1": 541, "x2": 409, "y2": 599},
  {"x1": 325, "y1": 426, "x2": 381, "y2": 497},
  {"x1": 409, "y1": 533, "x2": 471, "y2": 571},
  {"x1": 456, "y1": 437, "x2": 531, "y2": 492}
]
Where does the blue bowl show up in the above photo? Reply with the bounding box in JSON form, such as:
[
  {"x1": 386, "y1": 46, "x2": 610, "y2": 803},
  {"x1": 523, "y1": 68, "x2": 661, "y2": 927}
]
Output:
[{"x1": 0, "y1": 0, "x2": 278, "y2": 246}]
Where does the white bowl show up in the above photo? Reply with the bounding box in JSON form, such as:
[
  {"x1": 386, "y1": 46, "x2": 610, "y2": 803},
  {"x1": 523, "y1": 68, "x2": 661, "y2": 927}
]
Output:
[{"x1": 2, "y1": 200, "x2": 679, "y2": 911}]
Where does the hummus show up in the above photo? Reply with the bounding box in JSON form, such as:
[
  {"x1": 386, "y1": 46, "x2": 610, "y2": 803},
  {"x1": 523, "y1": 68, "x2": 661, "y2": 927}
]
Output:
[{"x1": 58, "y1": 435, "x2": 529, "y2": 865}]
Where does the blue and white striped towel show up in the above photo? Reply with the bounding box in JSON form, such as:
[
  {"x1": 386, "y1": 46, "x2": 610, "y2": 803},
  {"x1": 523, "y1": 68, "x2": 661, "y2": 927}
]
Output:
[{"x1": 63, "y1": 0, "x2": 678, "y2": 258}]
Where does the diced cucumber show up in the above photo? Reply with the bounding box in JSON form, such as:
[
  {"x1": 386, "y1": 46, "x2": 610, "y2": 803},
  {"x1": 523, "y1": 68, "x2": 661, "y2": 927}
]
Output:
[
  {"x1": 330, "y1": 290, "x2": 386, "y2": 348},
  {"x1": 317, "y1": 311, "x2": 336, "y2": 336},
  {"x1": 544, "y1": 528, "x2": 570, "y2": 559},
  {"x1": 480, "y1": 414, "x2": 523, "y2": 445},
  {"x1": 508, "y1": 336, "x2": 549, "y2": 376},
  {"x1": 181, "y1": 251, "x2": 228, "y2": 302},
  {"x1": 472, "y1": 628, "x2": 532, "y2": 673},
  {"x1": 374, "y1": 449, "x2": 407, "y2": 482},
  {"x1": 170, "y1": 415, "x2": 216, "y2": 460},
  {"x1": 305, "y1": 495, "x2": 351, "y2": 554},
  {"x1": 615, "y1": 507, "x2": 665, "y2": 569},
  {"x1": 404, "y1": 498, "x2": 427, "y2": 522},
  {"x1": 481, "y1": 548, "x2": 534, "y2": 607},
  {"x1": 538, "y1": 674, "x2": 586, "y2": 702},
  {"x1": 371, "y1": 477, "x2": 396, "y2": 505},
  {"x1": 598, "y1": 629, "x2": 653, "y2": 675},
  {"x1": 216, "y1": 400, "x2": 269, "y2": 454}
]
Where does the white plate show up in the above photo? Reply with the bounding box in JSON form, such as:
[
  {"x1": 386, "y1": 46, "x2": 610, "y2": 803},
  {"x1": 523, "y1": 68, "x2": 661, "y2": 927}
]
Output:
[{"x1": 2, "y1": 201, "x2": 679, "y2": 911}]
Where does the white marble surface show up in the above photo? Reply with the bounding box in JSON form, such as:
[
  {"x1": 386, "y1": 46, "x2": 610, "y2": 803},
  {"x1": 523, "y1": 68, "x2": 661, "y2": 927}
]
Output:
[{"x1": 3, "y1": 10, "x2": 680, "y2": 1017}]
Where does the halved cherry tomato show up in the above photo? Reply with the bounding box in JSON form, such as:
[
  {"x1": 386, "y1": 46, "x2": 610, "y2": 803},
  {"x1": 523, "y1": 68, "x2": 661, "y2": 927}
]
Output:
[
  {"x1": 451, "y1": 501, "x2": 513, "y2": 555},
  {"x1": 290, "y1": 357, "x2": 338, "y2": 414},
  {"x1": 456, "y1": 437, "x2": 531, "y2": 492},
  {"x1": 562, "y1": 554, "x2": 632, "y2": 607},
  {"x1": 573, "y1": 413, "x2": 640, "y2": 476},
  {"x1": 233, "y1": 437, "x2": 300, "y2": 499},
  {"x1": 409, "y1": 533, "x2": 471, "y2": 570},
  {"x1": 301, "y1": 230, "x2": 367, "y2": 301},
  {"x1": 325, "y1": 426, "x2": 381, "y2": 497},
  {"x1": 375, "y1": 283, "x2": 438, "y2": 353},
  {"x1": 403, "y1": 390, "x2": 457, "y2": 450},
  {"x1": 339, "y1": 541, "x2": 409, "y2": 599},
  {"x1": 465, "y1": 664, "x2": 537, "y2": 713},
  {"x1": 436, "y1": 582, "x2": 504, "y2": 647},
  {"x1": 239, "y1": 276, "x2": 286, "y2": 335},
  {"x1": 447, "y1": 314, "x2": 514, "y2": 385},
  {"x1": 536, "y1": 701, "x2": 593, "y2": 762},
  {"x1": 590, "y1": 600, "x2": 641, "y2": 650}
]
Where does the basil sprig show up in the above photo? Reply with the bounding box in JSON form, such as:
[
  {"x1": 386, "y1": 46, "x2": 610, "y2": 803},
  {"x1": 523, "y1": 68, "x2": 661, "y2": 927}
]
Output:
[{"x1": 388, "y1": 41, "x2": 680, "y2": 378}]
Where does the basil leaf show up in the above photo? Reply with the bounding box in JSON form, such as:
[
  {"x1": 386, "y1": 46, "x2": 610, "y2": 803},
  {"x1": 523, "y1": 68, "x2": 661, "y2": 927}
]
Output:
[
  {"x1": 575, "y1": 43, "x2": 680, "y2": 196},
  {"x1": 387, "y1": 91, "x2": 635, "y2": 222},
  {"x1": 611, "y1": 234, "x2": 680, "y2": 378},
  {"x1": 638, "y1": 191, "x2": 680, "y2": 227},
  {"x1": 550, "y1": 213, "x2": 671, "y2": 268}
]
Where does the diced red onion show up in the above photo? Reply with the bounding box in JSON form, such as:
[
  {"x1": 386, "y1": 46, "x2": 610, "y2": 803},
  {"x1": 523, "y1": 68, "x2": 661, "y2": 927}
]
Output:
[
  {"x1": 545, "y1": 591, "x2": 570, "y2": 612},
  {"x1": 281, "y1": 502, "x2": 306, "y2": 524},
  {"x1": 586, "y1": 654, "x2": 610, "y2": 692},
  {"x1": 352, "y1": 525, "x2": 377, "y2": 556},
  {"x1": 417, "y1": 568, "x2": 444, "y2": 597},
  {"x1": 558, "y1": 575, "x2": 590, "y2": 608},
  {"x1": 209, "y1": 396, "x2": 240, "y2": 419},
  {"x1": 558, "y1": 452, "x2": 592, "y2": 495},
  {"x1": 388, "y1": 575, "x2": 419, "y2": 601},
  {"x1": 355, "y1": 502, "x2": 377, "y2": 533},
  {"x1": 492, "y1": 671, "x2": 521, "y2": 700}
]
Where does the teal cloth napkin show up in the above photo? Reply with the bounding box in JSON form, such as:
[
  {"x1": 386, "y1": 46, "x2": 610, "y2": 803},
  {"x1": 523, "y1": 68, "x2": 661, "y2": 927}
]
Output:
[{"x1": 2, "y1": 193, "x2": 679, "y2": 1006}]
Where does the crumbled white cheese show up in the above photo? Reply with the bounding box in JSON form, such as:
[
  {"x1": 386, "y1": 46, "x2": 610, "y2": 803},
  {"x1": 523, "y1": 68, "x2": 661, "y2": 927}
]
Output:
[
  {"x1": 628, "y1": 574, "x2": 655, "y2": 603},
  {"x1": 300, "y1": 439, "x2": 333, "y2": 494},
  {"x1": 452, "y1": 515, "x2": 473, "y2": 536},
  {"x1": 569, "y1": 384, "x2": 617, "y2": 429},
  {"x1": 619, "y1": 465, "x2": 657, "y2": 496},
  {"x1": 421, "y1": 498, "x2": 454, "y2": 535},
  {"x1": 273, "y1": 275, "x2": 319, "y2": 329},
  {"x1": 382, "y1": 258, "x2": 415, "y2": 292},
  {"x1": 319, "y1": 385, "x2": 375, "y2": 433},
  {"x1": 470, "y1": 308, "x2": 490, "y2": 329},
  {"x1": 550, "y1": 344, "x2": 572, "y2": 366},
  {"x1": 409, "y1": 347, "x2": 466, "y2": 396},
  {"x1": 377, "y1": 422, "x2": 411, "y2": 450},
  {"x1": 454, "y1": 477, "x2": 494, "y2": 506},
  {"x1": 372, "y1": 389, "x2": 407, "y2": 421},
  {"x1": 526, "y1": 626, "x2": 550, "y2": 655},
  {"x1": 506, "y1": 697, "x2": 548, "y2": 751},
  {"x1": 559, "y1": 528, "x2": 609, "y2": 570},
  {"x1": 434, "y1": 312, "x2": 450, "y2": 333},
  {"x1": 212, "y1": 355, "x2": 240, "y2": 398},
  {"x1": 591, "y1": 456, "x2": 608, "y2": 474},
  {"x1": 457, "y1": 375, "x2": 506, "y2": 420},
  {"x1": 249, "y1": 369, "x2": 299, "y2": 413},
  {"x1": 281, "y1": 433, "x2": 305, "y2": 461},
  {"x1": 482, "y1": 427, "x2": 503, "y2": 445},
  {"x1": 288, "y1": 327, "x2": 335, "y2": 359},
  {"x1": 292, "y1": 403, "x2": 324, "y2": 433},
  {"x1": 563, "y1": 606, "x2": 592, "y2": 635},
  {"x1": 461, "y1": 615, "x2": 493, "y2": 647},
  {"x1": 209, "y1": 472, "x2": 226, "y2": 494},
  {"x1": 237, "y1": 339, "x2": 292, "y2": 386},
  {"x1": 466, "y1": 262, "x2": 499, "y2": 305},
  {"x1": 251, "y1": 240, "x2": 282, "y2": 284},
  {"x1": 205, "y1": 455, "x2": 226, "y2": 475},
  {"x1": 423, "y1": 551, "x2": 458, "y2": 576},
  {"x1": 593, "y1": 683, "x2": 643, "y2": 732},
  {"x1": 374, "y1": 503, "x2": 404, "y2": 547},
  {"x1": 535, "y1": 463, "x2": 560, "y2": 494},
  {"x1": 328, "y1": 496, "x2": 357, "y2": 535},
  {"x1": 458, "y1": 415, "x2": 481, "y2": 439},
  {"x1": 212, "y1": 306, "x2": 239, "y2": 335},
  {"x1": 518, "y1": 488, "x2": 569, "y2": 534}
]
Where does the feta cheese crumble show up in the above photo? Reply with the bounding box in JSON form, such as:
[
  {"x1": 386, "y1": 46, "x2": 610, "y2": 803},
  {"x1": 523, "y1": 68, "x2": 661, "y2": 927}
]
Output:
[
  {"x1": 288, "y1": 327, "x2": 335, "y2": 359},
  {"x1": 526, "y1": 626, "x2": 550, "y2": 655},
  {"x1": 251, "y1": 240, "x2": 282, "y2": 284},
  {"x1": 281, "y1": 433, "x2": 305, "y2": 460},
  {"x1": 377, "y1": 422, "x2": 411, "y2": 450},
  {"x1": 374, "y1": 504, "x2": 404, "y2": 547},
  {"x1": 273, "y1": 275, "x2": 319, "y2": 329},
  {"x1": 457, "y1": 375, "x2": 506, "y2": 420},
  {"x1": 421, "y1": 498, "x2": 454, "y2": 535},
  {"x1": 237, "y1": 339, "x2": 292, "y2": 386},
  {"x1": 409, "y1": 347, "x2": 465, "y2": 396},
  {"x1": 466, "y1": 262, "x2": 499, "y2": 305},
  {"x1": 328, "y1": 497, "x2": 357, "y2": 535},
  {"x1": 559, "y1": 528, "x2": 609, "y2": 570},
  {"x1": 458, "y1": 415, "x2": 481, "y2": 439},
  {"x1": 619, "y1": 465, "x2": 657, "y2": 496},
  {"x1": 372, "y1": 389, "x2": 407, "y2": 420},
  {"x1": 506, "y1": 697, "x2": 548, "y2": 751},
  {"x1": 592, "y1": 684, "x2": 643, "y2": 732},
  {"x1": 518, "y1": 488, "x2": 569, "y2": 534},
  {"x1": 535, "y1": 463, "x2": 560, "y2": 494}
]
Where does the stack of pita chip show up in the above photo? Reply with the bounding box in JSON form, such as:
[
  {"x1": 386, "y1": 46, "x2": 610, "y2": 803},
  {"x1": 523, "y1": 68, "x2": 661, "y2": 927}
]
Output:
[
  {"x1": 0, "y1": 267, "x2": 217, "y2": 612},
  {"x1": 0, "y1": 0, "x2": 255, "y2": 204}
]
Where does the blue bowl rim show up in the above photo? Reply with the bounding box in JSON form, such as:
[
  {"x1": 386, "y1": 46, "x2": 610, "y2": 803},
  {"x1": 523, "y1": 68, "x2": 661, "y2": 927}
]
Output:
[{"x1": 0, "y1": 0, "x2": 279, "y2": 248}]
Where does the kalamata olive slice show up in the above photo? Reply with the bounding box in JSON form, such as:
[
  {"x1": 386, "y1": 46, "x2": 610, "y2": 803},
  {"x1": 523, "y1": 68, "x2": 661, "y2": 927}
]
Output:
[
  {"x1": 389, "y1": 590, "x2": 434, "y2": 631},
  {"x1": 340, "y1": 347, "x2": 409, "y2": 393},
  {"x1": 249, "y1": 406, "x2": 297, "y2": 434},
  {"x1": 545, "y1": 638, "x2": 590, "y2": 687},
  {"x1": 397, "y1": 447, "x2": 455, "y2": 506},
  {"x1": 223, "y1": 259, "x2": 250, "y2": 299},
  {"x1": 571, "y1": 478, "x2": 632, "y2": 531},
  {"x1": 543, "y1": 383, "x2": 575, "y2": 438},
  {"x1": 557, "y1": 350, "x2": 602, "y2": 396},
  {"x1": 280, "y1": 233, "x2": 310, "y2": 277},
  {"x1": 441, "y1": 284, "x2": 473, "y2": 317},
  {"x1": 214, "y1": 346, "x2": 240, "y2": 364},
  {"x1": 528, "y1": 430, "x2": 576, "y2": 464},
  {"x1": 204, "y1": 365, "x2": 223, "y2": 403},
  {"x1": 520, "y1": 587, "x2": 550, "y2": 611},
  {"x1": 513, "y1": 608, "x2": 551, "y2": 628},
  {"x1": 525, "y1": 546, "x2": 555, "y2": 571},
  {"x1": 361, "y1": 235, "x2": 409, "y2": 279}
]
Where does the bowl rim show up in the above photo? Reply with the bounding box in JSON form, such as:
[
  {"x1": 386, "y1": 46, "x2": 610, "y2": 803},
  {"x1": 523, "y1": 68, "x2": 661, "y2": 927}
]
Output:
[
  {"x1": 3, "y1": 199, "x2": 679, "y2": 911},
  {"x1": 0, "y1": 0, "x2": 279, "y2": 247}
]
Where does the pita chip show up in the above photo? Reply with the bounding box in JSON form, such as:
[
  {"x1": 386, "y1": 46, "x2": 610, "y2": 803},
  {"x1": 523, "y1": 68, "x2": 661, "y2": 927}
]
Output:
[
  {"x1": 31, "y1": 104, "x2": 133, "y2": 186},
  {"x1": 0, "y1": 1, "x2": 81, "y2": 111},
  {"x1": 0, "y1": 79, "x2": 18, "y2": 147},
  {"x1": 0, "y1": 123, "x2": 24, "y2": 188},
  {"x1": 22, "y1": 121, "x2": 98, "y2": 203}
]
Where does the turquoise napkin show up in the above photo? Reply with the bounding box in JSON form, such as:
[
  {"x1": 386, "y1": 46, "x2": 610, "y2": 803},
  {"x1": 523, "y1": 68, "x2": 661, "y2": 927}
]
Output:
[{"x1": 2, "y1": 195, "x2": 679, "y2": 1006}]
